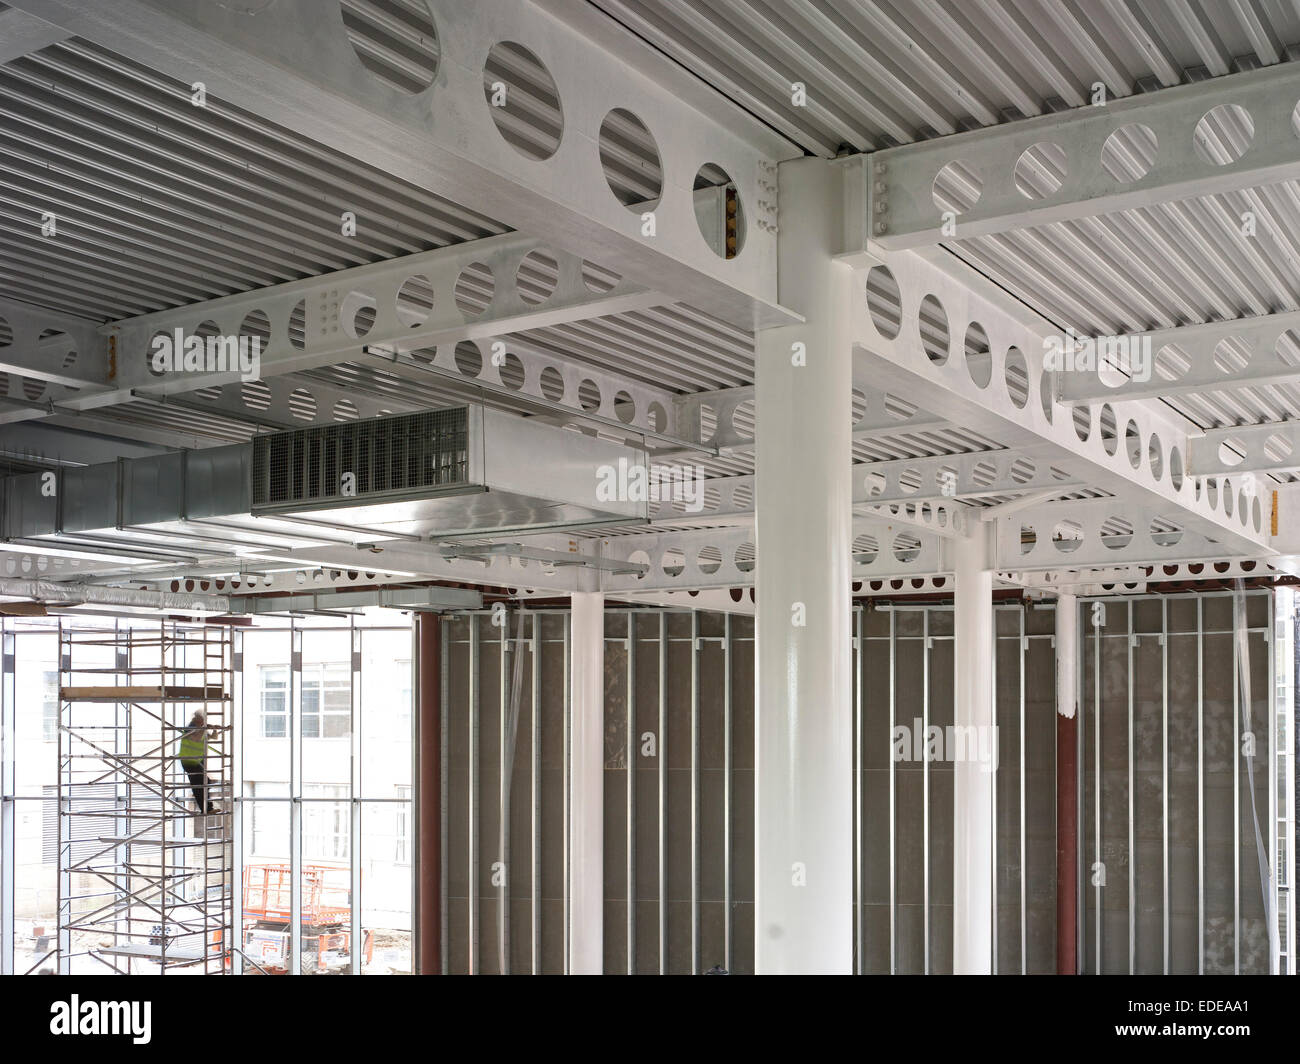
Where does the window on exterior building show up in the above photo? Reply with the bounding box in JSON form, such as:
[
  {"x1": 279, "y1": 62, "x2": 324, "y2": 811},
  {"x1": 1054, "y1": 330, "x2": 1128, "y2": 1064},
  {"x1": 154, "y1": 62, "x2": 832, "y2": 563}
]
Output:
[
  {"x1": 303, "y1": 663, "x2": 350, "y2": 738},
  {"x1": 304, "y1": 784, "x2": 349, "y2": 859},
  {"x1": 260, "y1": 666, "x2": 288, "y2": 738},
  {"x1": 244, "y1": 781, "x2": 288, "y2": 857},
  {"x1": 41, "y1": 670, "x2": 58, "y2": 742}
]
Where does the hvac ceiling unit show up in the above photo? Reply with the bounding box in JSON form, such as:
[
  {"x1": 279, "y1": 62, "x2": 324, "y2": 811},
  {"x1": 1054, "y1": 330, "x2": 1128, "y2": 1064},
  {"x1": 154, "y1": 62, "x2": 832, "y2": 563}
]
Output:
[{"x1": 249, "y1": 405, "x2": 646, "y2": 537}]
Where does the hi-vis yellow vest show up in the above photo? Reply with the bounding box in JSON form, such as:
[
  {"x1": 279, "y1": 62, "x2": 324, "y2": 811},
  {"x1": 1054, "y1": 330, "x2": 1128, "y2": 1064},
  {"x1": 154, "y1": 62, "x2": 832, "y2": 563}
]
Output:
[{"x1": 178, "y1": 728, "x2": 206, "y2": 761}]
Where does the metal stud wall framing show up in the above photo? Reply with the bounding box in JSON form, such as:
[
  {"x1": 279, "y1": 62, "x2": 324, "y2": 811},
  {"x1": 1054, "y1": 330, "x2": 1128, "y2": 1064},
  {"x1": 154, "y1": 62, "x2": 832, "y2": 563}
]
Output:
[
  {"x1": 442, "y1": 603, "x2": 1057, "y2": 974},
  {"x1": 1078, "y1": 590, "x2": 1294, "y2": 974},
  {"x1": 438, "y1": 595, "x2": 1297, "y2": 975}
]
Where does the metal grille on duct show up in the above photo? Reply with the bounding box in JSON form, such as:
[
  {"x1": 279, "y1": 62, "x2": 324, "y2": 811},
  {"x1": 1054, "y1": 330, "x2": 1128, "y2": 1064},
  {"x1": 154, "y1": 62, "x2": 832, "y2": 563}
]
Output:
[{"x1": 251, "y1": 408, "x2": 469, "y2": 509}]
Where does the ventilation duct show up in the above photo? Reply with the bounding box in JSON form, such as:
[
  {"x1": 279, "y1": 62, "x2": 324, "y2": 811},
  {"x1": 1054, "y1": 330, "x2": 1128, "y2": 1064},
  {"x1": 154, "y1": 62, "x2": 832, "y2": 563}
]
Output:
[
  {"x1": 248, "y1": 405, "x2": 645, "y2": 537},
  {"x1": 0, "y1": 405, "x2": 647, "y2": 551}
]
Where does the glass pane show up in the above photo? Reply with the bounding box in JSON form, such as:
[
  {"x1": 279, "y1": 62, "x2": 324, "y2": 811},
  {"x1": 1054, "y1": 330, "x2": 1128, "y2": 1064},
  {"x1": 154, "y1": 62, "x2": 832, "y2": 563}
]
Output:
[
  {"x1": 242, "y1": 628, "x2": 291, "y2": 792},
  {"x1": 241, "y1": 796, "x2": 289, "y2": 975},
  {"x1": 361, "y1": 802, "x2": 412, "y2": 974},
  {"x1": 14, "y1": 797, "x2": 58, "y2": 974},
  {"x1": 360, "y1": 628, "x2": 413, "y2": 797},
  {"x1": 323, "y1": 712, "x2": 350, "y2": 739},
  {"x1": 303, "y1": 629, "x2": 351, "y2": 788},
  {"x1": 14, "y1": 631, "x2": 58, "y2": 796}
]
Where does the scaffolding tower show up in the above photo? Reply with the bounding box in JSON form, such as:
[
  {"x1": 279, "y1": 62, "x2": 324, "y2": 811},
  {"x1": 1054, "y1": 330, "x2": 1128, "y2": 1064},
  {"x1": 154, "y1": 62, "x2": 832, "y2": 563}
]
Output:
[{"x1": 56, "y1": 621, "x2": 234, "y2": 974}]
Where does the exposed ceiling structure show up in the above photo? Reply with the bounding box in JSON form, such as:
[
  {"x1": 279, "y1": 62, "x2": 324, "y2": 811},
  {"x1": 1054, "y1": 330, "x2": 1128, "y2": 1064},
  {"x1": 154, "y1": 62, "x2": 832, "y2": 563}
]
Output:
[{"x1": 3, "y1": 0, "x2": 1300, "y2": 619}]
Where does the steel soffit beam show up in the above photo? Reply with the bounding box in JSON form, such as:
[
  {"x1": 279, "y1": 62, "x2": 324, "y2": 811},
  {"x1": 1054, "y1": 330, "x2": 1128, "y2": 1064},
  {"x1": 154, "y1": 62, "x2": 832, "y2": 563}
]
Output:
[
  {"x1": 862, "y1": 59, "x2": 1300, "y2": 248},
  {"x1": 852, "y1": 245, "x2": 1272, "y2": 560}
]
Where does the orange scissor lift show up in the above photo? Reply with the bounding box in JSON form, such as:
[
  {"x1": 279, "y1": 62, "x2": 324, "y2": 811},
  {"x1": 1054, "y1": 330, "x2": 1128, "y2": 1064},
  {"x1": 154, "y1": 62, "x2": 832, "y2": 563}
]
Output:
[{"x1": 239, "y1": 863, "x2": 372, "y2": 973}]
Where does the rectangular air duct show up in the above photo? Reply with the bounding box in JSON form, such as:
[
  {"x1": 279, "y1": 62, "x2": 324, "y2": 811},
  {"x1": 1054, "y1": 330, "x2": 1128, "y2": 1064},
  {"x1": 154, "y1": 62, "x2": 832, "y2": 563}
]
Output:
[
  {"x1": 0, "y1": 405, "x2": 647, "y2": 548},
  {"x1": 249, "y1": 405, "x2": 646, "y2": 537}
]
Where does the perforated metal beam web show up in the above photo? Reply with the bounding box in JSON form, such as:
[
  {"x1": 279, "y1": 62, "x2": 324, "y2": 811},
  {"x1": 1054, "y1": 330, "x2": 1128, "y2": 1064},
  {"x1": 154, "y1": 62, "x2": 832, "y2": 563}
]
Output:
[{"x1": 864, "y1": 61, "x2": 1300, "y2": 248}]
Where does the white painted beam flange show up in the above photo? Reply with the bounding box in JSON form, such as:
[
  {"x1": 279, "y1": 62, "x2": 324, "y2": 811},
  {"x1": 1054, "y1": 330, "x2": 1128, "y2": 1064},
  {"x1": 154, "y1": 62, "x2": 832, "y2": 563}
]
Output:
[{"x1": 866, "y1": 61, "x2": 1300, "y2": 247}]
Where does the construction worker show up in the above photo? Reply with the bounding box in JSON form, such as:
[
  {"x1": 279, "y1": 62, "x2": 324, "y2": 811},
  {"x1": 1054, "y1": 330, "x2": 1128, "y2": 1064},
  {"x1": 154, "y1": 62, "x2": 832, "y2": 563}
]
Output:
[{"x1": 178, "y1": 711, "x2": 217, "y2": 815}]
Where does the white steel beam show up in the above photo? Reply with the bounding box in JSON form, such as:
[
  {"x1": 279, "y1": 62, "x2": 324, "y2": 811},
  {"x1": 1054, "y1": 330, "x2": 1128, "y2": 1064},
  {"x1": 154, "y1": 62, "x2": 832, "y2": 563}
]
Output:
[
  {"x1": 1190, "y1": 421, "x2": 1300, "y2": 476},
  {"x1": 996, "y1": 496, "x2": 1267, "y2": 571},
  {"x1": 12, "y1": 0, "x2": 795, "y2": 328},
  {"x1": 664, "y1": 383, "x2": 953, "y2": 454},
  {"x1": 0, "y1": 297, "x2": 106, "y2": 389},
  {"x1": 86, "y1": 234, "x2": 666, "y2": 402},
  {"x1": 1004, "y1": 558, "x2": 1288, "y2": 597},
  {"x1": 855, "y1": 448, "x2": 1085, "y2": 505},
  {"x1": 2, "y1": 234, "x2": 684, "y2": 442},
  {"x1": 865, "y1": 61, "x2": 1300, "y2": 248},
  {"x1": 852, "y1": 245, "x2": 1271, "y2": 559},
  {"x1": 1057, "y1": 311, "x2": 1300, "y2": 403}
]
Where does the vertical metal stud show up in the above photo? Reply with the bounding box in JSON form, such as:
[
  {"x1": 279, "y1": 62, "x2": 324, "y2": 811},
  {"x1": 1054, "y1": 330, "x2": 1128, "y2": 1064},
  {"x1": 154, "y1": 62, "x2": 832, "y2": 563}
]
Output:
[
  {"x1": 922, "y1": 607, "x2": 930, "y2": 975},
  {"x1": 561, "y1": 613, "x2": 569, "y2": 974},
  {"x1": 1075, "y1": 598, "x2": 1086, "y2": 974},
  {"x1": 498, "y1": 615, "x2": 508, "y2": 974},
  {"x1": 1127, "y1": 600, "x2": 1135, "y2": 975},
  {"x1": 1197, "y1": 595, "x2": 1204, "y2": 975},
  {"x1": 657, "y1": 612, "x2": 667, "y2": 975},
  {"x1": 1161, "y1": 599, "x2": 1169, "y2": 975},
  {"x1": 626, "y1": 611, "x2": 636, "y2": 975},
  {"x1": 991, "y1": 606, "x2": 998, "y2": 974},
  {"x1": 469, "y1": 616, "x2": 479, "y2": 975},
  {"x1": 1233, "y1": 597, "x2": 1240, "y2": 975},
  {"x1": 853, "y1": 607, "x2": 863, "y2": 975},
  {"x1": 723, "y1": 612, "x2": 733, "y2": 975},
  {"x1": 440, "y1": 616, "x2": 450, "y2": 977},
  {"x1": 889, "y1": 606, "x2": 896, "y2": 976},
  {"x1": 1093, "y1": 602, "x2": 1102, "y2": 974},
  {"x1": 530, "y1": 613, "x2": 540, "y2": 975},
  {"x1": 1019, "y1": 606, "x2": 1027, "y2": 974},
  {"x1": 690, "y1": 611, "x2": 700, "y2": 974}
]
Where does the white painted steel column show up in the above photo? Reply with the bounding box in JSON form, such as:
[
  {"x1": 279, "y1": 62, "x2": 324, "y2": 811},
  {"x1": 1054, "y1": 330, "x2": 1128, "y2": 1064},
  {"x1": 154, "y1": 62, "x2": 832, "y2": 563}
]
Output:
[
  {"x1": 1056, "y1": 593, "x2": 1078, "y2": 719},
  {"x1": 754, "y1": 157, "x2": 853, "y2": 975},
  {"x1": 568, "y1": 591, "x2": 604, "y2": 974},
  {"x1": 953, "y1": 521, "x2": 994, "y2": 974},
  {"x1": 1055, "y1": 591, "x2": 1079, "y2": 975}
]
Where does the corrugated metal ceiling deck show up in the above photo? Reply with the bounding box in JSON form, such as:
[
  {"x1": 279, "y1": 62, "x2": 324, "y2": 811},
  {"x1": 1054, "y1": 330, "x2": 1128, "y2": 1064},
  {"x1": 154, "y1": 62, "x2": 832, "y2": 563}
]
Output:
[
  {"x1": 5, "y1": 1, "x2": 1300, "y2": 525},
  {"x1": 595, "y1": 0, "x2": 1300, "y2": 439}
]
